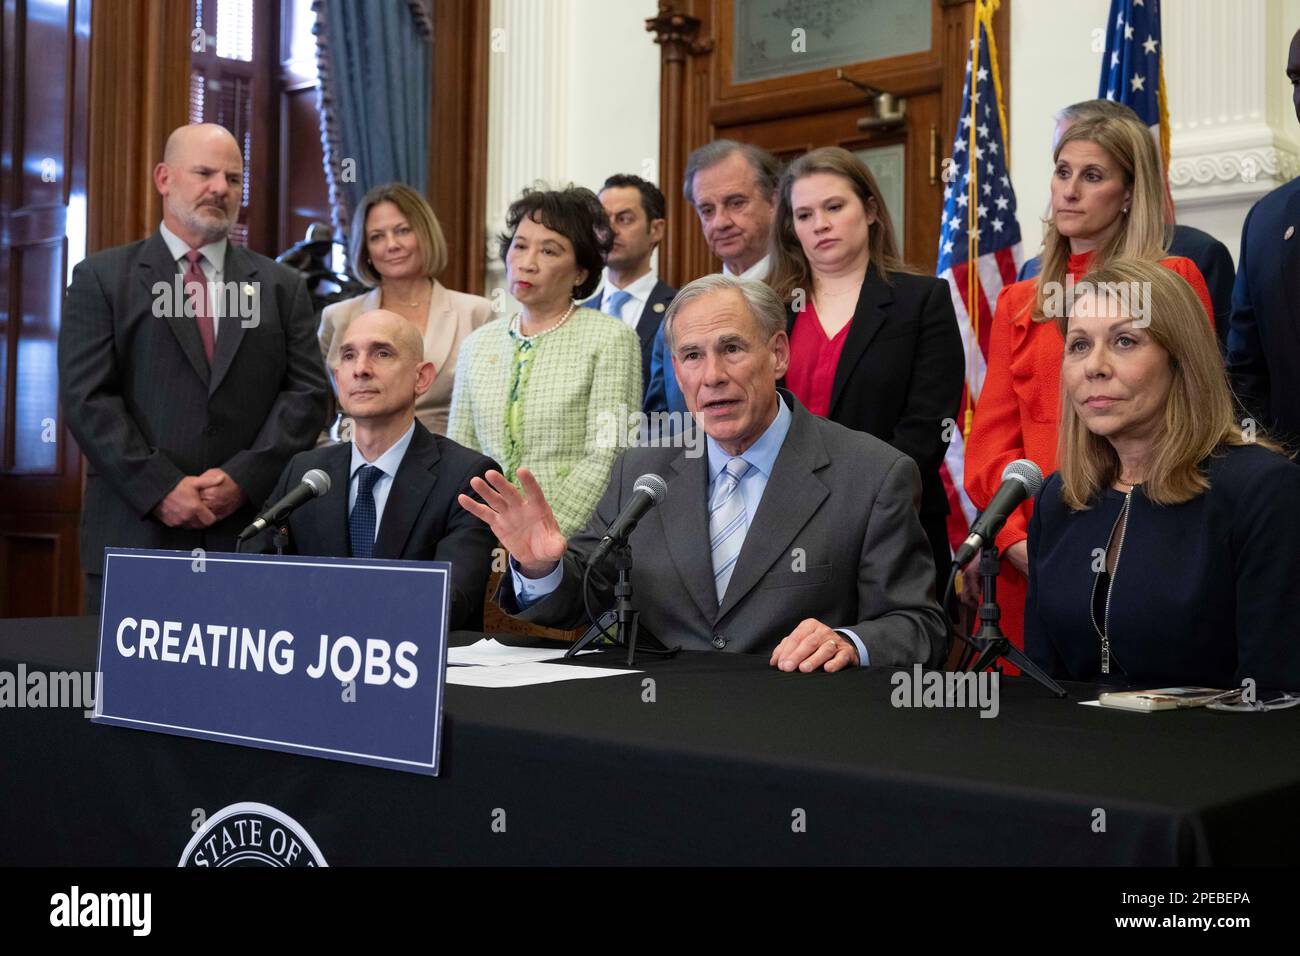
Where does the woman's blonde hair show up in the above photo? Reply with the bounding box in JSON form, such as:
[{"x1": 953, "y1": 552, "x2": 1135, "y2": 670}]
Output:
[
  {"x1": 767, "y1": 146, "x2": 911, "y2": 303},
  {"x1": 1056, "y1": 258, "x2": 1283, "y2": 509},
  {"x1": 1032, "y1": 114, "x2": 1167, "y2": 324},
  {"x1": 348, "y1": 182, "x2": 448, "y2": 288}
]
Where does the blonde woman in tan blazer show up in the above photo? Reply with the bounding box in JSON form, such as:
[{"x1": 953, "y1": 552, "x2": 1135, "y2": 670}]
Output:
[{"x1": 319, "y1": 183, "x2": 496, "y2": 441}]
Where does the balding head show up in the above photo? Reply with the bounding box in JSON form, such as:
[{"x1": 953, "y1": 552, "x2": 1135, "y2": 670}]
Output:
[
  {"x1": 163, "y1": 123, "x2": 240, "y2": 165},
  {"x1": 339, "y1": 310, "x2": 426, "y2": 363},
  {"x1": 333, "y1": 310, "x2": 434, "y2": 428},
  {"x1": 154, "y1": 124, "x2": 244, "y2": 247}
]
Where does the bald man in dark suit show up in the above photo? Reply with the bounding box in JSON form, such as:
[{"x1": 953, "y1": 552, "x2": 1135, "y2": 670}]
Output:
[{"x1": 59, "y1": 124, "x2": 330, "y2": 611}]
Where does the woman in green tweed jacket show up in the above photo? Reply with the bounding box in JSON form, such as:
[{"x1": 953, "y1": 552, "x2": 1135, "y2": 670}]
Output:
[{"x1": 449, "y1": 186, "x2": 642, "y2": 537}]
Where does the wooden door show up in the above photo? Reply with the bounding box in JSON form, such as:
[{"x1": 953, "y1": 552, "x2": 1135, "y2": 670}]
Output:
[
  {"x1": 0, "y1": 0, "x2": 92, "y2": 616},
  {"x1": 649, "y1": 0, "x2": 1010, "y2": 285}
]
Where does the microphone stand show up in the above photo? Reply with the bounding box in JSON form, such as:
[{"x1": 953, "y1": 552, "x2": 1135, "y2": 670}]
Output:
[
  {"x1": 953, "y1": 546, "x2": 1067, "y2": 698},
  {"x1": 234, "y1": 526, "x2": 289, "y2": 555},
  {"x1": 566, "y1": 537, "x2": 680, "y2": 666}
]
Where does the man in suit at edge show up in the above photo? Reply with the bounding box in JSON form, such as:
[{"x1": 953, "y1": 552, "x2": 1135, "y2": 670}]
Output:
[
  {"x1": 253, "y1": 310, "x2": 499, "y2": 631},
  {"x1": 1018, "y1": 99, "x2": 1235, "y2": 351},
  {"x1": 583, "y1": 174, "x2": 676, "y2": 405},
  {"x1": 461, "y1": 275, "x2": 948, "y2": 672},
  {"x1": 59, "y1": 124, "x2": 330, "y2": 613},
  {"x1": 645, "y1": 140, "x2": 783, "y2": 419},
  {"x1": 1227, "y1": 27, "x2": 1300, "y2": 447}
]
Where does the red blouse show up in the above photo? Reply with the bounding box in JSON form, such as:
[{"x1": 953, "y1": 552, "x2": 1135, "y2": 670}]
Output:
[{"x1": 786, "y1": 302, "x2": 851, "y2": 417}]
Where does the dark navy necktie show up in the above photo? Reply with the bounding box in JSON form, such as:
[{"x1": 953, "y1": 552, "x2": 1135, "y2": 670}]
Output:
[{"x1": 349, "y1": 465, "x2": 383, "y2": 558}]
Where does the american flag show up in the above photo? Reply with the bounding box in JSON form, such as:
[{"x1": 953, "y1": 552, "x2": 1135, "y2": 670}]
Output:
[
  {"x1": 936, "y1": 0, "x2": 1023, "y2": 551},
  {"x1": 1099, "y1": 0, "x2": 1174, "y2": 219}
]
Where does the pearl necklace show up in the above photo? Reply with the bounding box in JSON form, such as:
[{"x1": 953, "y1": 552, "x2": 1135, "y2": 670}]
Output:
[{"x1": 512, "y1": 300, "x2": 577, "y2": 340}]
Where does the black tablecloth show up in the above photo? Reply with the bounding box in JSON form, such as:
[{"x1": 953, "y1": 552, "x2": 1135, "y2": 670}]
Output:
[{"x1": 1, "y1": 616, "x2": 1296, "y2": 865}]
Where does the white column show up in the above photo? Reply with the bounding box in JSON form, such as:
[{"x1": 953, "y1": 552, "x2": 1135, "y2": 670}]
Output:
[
  {"x1": 485, "y1": 0, "x2": 574, "y2": 305},
  {"x1": 484, "y1": 0, "x2": 662, "y2": 301},
  {"x1": 1165, "y1": 0, "x2": 1300, "y2": 257}
]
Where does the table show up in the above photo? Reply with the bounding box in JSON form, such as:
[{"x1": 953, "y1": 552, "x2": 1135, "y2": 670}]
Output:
[{"x1": 0, "y1": 616, "x2": 1295, "y2": 865}]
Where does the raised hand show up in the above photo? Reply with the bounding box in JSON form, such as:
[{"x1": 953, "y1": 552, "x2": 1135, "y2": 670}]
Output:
[{"x1": 458, "y1": 468, "x2": 567, "y2": 577}]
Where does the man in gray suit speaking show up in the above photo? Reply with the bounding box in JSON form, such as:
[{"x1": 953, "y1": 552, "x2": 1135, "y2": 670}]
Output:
[
  {"x1": 460, "y1": 275, "x2": 946, "y2": 672},
  {"x1": 59, "y1": 124, "x2": 330, "y2": 612}
]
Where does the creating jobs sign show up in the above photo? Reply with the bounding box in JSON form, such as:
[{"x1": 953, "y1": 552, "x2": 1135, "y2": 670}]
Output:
[{"x1": 93, "y1": 549, "x2": 449, "y2": 776}]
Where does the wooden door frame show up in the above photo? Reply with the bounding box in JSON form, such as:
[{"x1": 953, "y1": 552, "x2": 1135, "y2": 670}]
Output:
[
  {"x1": 647, "y1": 0, "x2": 1010, "y2": 287},
  {"x1": 428, "y1": 0, "x2": 491, "y2": 297}
]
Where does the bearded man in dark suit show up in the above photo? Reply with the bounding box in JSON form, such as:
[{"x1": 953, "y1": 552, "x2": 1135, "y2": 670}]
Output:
[{"x1": 59, "y1": 124, "x2": 330, "y2": 611}]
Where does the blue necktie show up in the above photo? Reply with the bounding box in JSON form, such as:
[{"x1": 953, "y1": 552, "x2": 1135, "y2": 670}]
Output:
[
  {"x1": 709, "y1": 457, "x2": 752, "y2": 603},
  {"x1": 605, "y1": 289, "x2": 633, "y2": 322},
  {"x1": 349, "y1": 465, "x2": 383, "y2": 558}
]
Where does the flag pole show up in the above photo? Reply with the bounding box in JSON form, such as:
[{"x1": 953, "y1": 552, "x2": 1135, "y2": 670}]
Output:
[{"x1": 963, "y1": 1, "x2": 989, "y2": 441}]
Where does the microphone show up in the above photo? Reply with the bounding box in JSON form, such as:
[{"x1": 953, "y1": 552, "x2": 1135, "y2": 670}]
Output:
[
  {"x1": 952, "y1": 459, "x2": 1044, "y2": 566},
  {"x1": 237, "y1": 468, "x2": 331, "y2": 541},
  {"x1": 588, "y1": 473, "x2": 668, "y2": 565}
]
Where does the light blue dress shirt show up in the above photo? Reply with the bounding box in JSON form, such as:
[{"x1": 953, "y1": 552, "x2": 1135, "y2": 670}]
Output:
[
  {"x1": 348, "y1": 421, "x2": 416, "y2": 543},
  {"x1": 511, "y1": 397, "x2": 869, "y2": 664}
]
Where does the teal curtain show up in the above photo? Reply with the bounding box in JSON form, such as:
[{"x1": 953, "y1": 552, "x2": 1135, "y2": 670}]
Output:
[{"x1": 315, "y1": 0, "x2": 433, "y2": 241}]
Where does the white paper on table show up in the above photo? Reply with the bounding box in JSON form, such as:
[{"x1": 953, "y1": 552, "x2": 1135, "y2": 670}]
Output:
[
  {"x1": 447, "y1": 638, "x2": 597, "y2": 667},
  {"x1": 444, "y1": 661, "x2": 640, "y2": 688}
]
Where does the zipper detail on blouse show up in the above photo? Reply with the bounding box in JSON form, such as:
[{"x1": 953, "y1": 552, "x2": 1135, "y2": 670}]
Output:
[{"x1": 1093, "y1": 488, "x2": 1134, "y2": 675}]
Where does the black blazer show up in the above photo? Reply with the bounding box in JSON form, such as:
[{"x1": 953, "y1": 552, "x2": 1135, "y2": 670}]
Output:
[
  {"x1": 584, "y1": 278, "x2": 677, "y2": 400},
  {"x1": 253, "y1": 421, "x2": 499, "y2": 632},
  {"x1": 1228, "y1": 177, "x2": 1300, "y2": 446},
  {"x1": 58, "y1": 232, "x2": 331, "y2": 574},
  {"x1": 1026, "y1": 444, "x2": 1300, "y2": 691},
  {"x1": 782, "y1": 264, "x2": 964, "y2": 519}
]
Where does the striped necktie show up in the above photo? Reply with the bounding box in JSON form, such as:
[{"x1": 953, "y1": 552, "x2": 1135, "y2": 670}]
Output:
[{"x1": 709, "y1": 457, "x2": 752, "y2": 604}]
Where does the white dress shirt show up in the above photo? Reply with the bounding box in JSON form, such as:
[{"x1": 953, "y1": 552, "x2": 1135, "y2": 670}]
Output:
[
  {"x1": 721, "y1": 255, "x2": 770, "y2": 282},
  {"x1": 159, "y1": 221, "x2": 229, "y2": 337},
  {"x1": 348, "y1": 421, "x2": 416, "y2": 541}
]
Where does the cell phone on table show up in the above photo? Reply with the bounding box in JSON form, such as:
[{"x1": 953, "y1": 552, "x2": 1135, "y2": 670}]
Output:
[{"x1": 1097, "y1": 687, "x2": 1235, "y2": 712}]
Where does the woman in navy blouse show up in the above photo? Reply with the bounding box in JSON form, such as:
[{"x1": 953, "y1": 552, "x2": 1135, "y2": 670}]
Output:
[{"x1": 1026, "y1": 257, "x2": 1300, "y2": 691}]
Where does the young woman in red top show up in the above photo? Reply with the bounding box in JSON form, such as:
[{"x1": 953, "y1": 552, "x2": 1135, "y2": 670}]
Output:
[
  {"x1": 963, "y1": 112, "x2": 1214, "y2": 656},
  {"x1": 769, "y1": 147, "x2": 965, "y2": 590}
]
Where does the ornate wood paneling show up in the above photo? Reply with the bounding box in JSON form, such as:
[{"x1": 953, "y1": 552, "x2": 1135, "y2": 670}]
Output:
[
  {"x1": 648, "y1": 0, "x2": 1011, "y2": 286},
  {"x1": 86, "y1": 0, "x2": 189, "y2": 253},
  {"x1": 429, "y1": 0, "x2": 491, "y2": 296},
  {"x1": 0, "y1": 0, "x2": 95, "y2": 616}
]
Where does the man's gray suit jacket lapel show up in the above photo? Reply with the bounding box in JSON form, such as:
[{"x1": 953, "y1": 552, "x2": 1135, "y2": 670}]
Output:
[
  {"x1": 208, "y1": 242, "x2": 256, "y2": 395},
  {"x1": 660, "y1": 400, "x2": 831, "y2": 624},
  {"x1": 717, "y1": 402, "x2": 829, "y2": 619},
  {"x1": 134, "y1": 232, "x2": 259, "y2": 395},
  {"x1": 138, "y1": 233, "x2": 210, "y2": 385}
]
